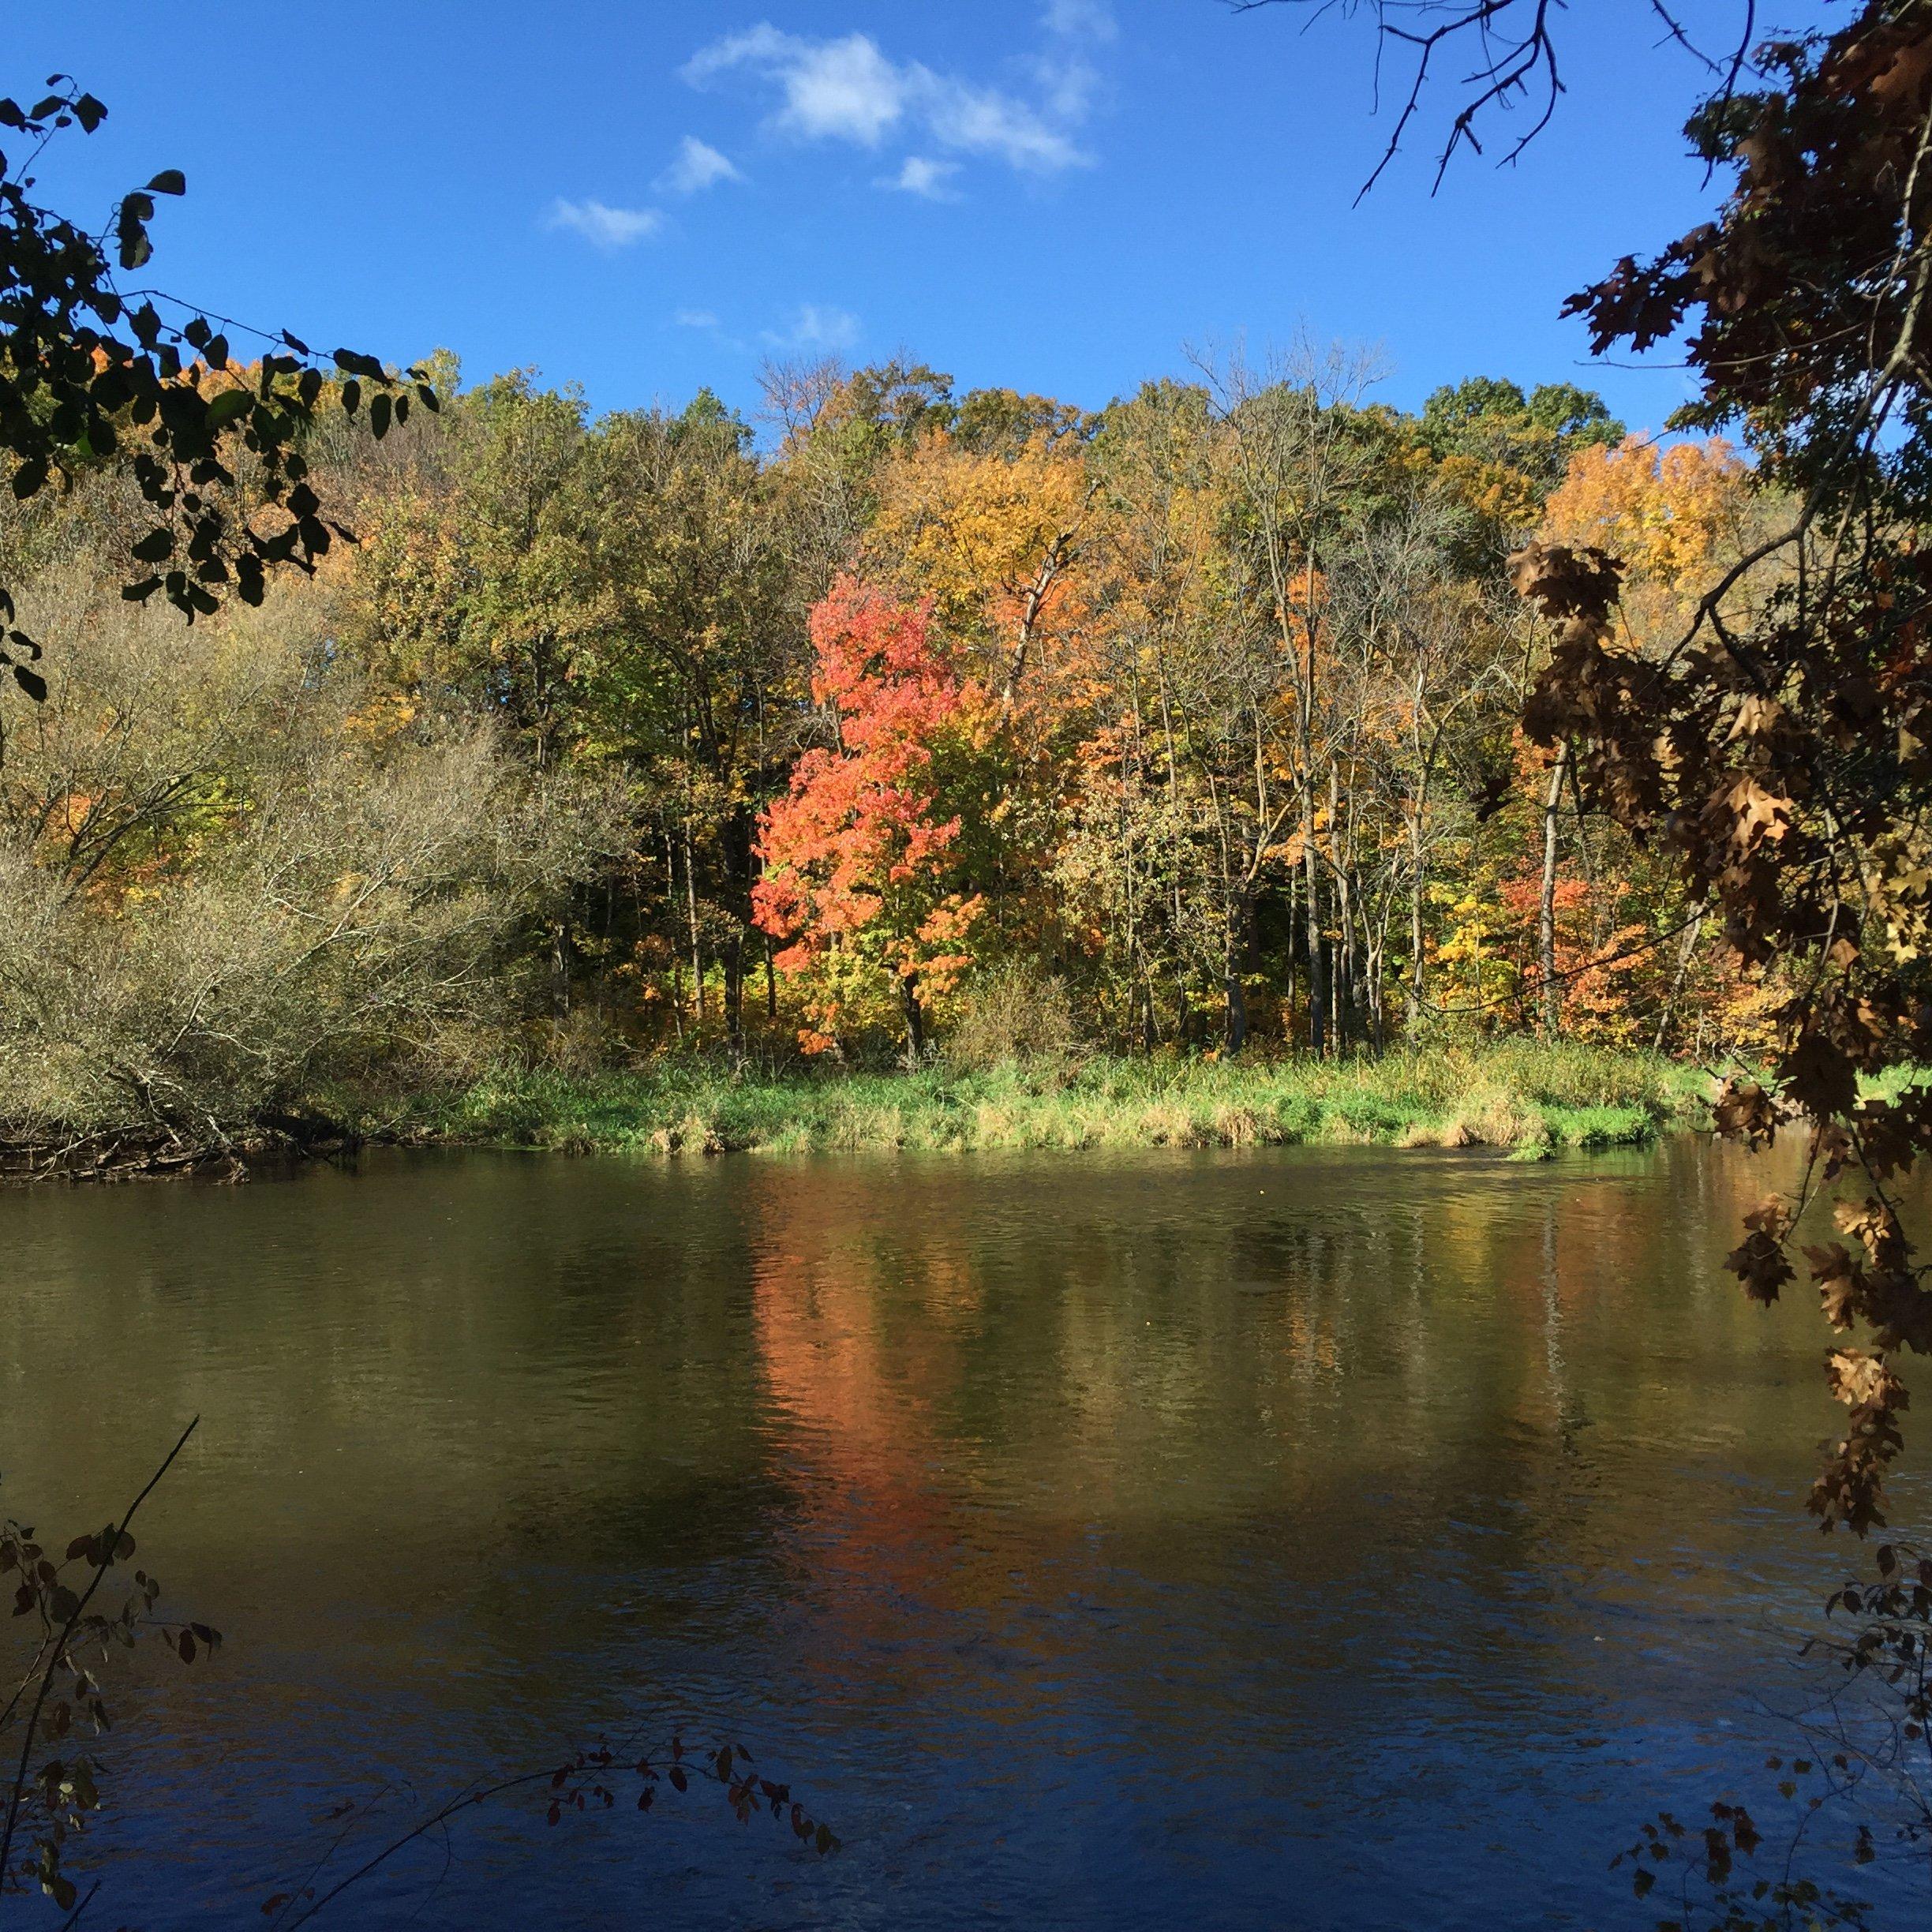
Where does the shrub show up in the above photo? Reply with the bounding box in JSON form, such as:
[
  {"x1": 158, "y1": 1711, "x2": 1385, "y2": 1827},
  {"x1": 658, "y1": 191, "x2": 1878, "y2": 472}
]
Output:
[
  {"x1": 0, "y1": 570, "x2": 619, "y2": 1148},
  {"x1": 944, "y1": 962, "x2": 1076, "y2": 1070}
]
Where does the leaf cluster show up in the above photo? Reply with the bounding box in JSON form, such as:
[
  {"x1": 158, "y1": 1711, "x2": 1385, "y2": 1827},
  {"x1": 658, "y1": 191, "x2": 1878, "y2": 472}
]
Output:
[{"x1": 0, "y1": 79, "x2": 434, "y2": 706}]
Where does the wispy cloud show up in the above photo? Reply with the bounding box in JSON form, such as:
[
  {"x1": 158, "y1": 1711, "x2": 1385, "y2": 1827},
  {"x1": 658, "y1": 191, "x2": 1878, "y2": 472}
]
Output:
[
  {"x1": 882, "y1": 155, "x2": 961, "y2": 200},
  {"x1": 1035, "y1": 0, "x2": 1114, "y2": 125},
  {"x1": 762, "y1": 302, "x2": 861, "y2": 352},
  {"x1": 673, "y1": 307, "x2": 721, "y2": 330},
  {"x1": 548, "y1": 198, "x2": 661, "y2": 249},
  {"x1": 683, "y1": 18, "x2": 1108, "y2": 179},
  {"x1": 660, "y1": 136, "x2": 744, "y2": 194},
  {"x1": 1043, "y1": 0, "x2": 1116, "y2": 43}
]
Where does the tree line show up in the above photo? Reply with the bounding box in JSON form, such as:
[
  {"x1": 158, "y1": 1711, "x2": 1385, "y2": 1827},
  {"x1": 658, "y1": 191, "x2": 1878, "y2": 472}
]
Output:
[{"x1": 0, "y1": 338, "x2": 1780, "y2": 1141}]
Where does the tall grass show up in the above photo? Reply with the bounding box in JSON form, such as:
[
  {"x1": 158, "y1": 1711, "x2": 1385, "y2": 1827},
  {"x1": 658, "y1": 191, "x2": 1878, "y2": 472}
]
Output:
[{"x1": 375, "y1": 1042, "x2": 1709, "y2": 1160}]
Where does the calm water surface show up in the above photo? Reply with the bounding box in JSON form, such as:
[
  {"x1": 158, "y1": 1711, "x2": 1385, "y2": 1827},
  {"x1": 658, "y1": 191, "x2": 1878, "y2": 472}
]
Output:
[{"x1": 2, "y1": 1138, "x2": 1922, "y2": 1930}]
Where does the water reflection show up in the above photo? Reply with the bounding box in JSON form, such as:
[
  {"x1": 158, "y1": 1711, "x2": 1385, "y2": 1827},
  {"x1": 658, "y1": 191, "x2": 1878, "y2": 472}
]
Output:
[{"x1": 0, "y1": 1137, "x2": 1920, "y2": 1930}]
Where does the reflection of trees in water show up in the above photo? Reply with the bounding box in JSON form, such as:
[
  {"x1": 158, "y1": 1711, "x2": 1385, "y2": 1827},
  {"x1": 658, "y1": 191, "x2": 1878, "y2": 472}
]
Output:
[{"x1": 736, "y1": 1144, "x2": 1837, "y2": 1608}]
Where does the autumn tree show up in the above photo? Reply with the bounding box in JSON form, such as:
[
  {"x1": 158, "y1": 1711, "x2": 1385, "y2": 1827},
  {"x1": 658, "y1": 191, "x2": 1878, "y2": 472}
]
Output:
[
  {"x1": 1199, "y1": 342, "x2": 1418, "y2": 1052},
  {"x1": 1324, "y1": 496, "x2": 1518, "y2": 1041},
  {"x1": 1508, "y1": 2, "x2": 1932, "y2": 1533},
  {"x1": 575, "y1": 391, "x2": 803, "y2": 1041},
  {"x1": 1061, "y1": 380, "x2": 1230, "y2": 1046},
  {"x1": 754, "y1": 578, "x2": 986, "y2": 1057}
]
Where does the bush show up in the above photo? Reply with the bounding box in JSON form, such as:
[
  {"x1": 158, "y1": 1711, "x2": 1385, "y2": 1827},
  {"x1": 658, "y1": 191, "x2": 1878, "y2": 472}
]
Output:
[
  {"x1": 944, "y1": 963, "x2": 1077, "y2": 1070},
  {"x1": 0, "y1": 569, "x2": 619, "y2": 1148}
]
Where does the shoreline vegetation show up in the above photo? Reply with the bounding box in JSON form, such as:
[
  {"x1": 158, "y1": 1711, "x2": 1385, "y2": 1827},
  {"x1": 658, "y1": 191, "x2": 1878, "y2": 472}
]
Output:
[
  {"x1": 0, "y1": 1044, "x2": 1724, "y2": 1183},
  {"x1": 369, "y1": 1043, "x2": 1714, "y2": 1165}
]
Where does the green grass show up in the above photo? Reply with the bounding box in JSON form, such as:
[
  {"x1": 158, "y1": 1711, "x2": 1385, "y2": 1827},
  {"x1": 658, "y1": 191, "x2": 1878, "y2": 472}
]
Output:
[{"x1": 369, "y1": 1042, "x2": 1710, "y2": 1161}]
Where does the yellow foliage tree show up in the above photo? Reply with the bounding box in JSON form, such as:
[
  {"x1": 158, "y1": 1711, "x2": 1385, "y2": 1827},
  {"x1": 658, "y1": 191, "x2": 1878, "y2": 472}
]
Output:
[{"x1": 866, "y1": 433, "x2": 1095, "y2": 710}]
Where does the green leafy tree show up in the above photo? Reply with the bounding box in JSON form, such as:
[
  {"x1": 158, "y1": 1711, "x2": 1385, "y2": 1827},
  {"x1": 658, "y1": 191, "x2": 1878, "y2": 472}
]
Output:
[{"x1": 0, "y1": 79, "x2": 433, "y2": 732}]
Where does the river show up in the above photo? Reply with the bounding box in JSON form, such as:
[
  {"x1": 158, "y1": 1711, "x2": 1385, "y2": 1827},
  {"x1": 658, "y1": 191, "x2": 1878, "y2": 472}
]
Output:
[{"x1": 2, "y1": 1137, "x2": 1921, "y2": 1929}]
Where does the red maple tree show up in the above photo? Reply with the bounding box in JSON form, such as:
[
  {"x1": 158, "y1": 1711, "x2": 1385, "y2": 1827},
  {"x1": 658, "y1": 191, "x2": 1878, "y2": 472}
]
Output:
[{"x1": 753, "y1": 577, "x2": 984, "y2": 1054}]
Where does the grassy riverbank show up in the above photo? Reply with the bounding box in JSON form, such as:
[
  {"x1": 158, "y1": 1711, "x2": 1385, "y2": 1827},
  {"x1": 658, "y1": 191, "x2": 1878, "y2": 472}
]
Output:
[{"x1": 379, "y1": 1043, "x2": 1710, "y2": 1160}]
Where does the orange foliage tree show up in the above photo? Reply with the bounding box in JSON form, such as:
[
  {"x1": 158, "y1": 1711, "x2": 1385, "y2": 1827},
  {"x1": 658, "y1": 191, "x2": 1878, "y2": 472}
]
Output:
[
  {"x1": 752, "y1": 578, "x2": 986, "y2": 1056},
  {"x1": 1526, "y1": 434, "x2": 1762, "y2": 1046}
]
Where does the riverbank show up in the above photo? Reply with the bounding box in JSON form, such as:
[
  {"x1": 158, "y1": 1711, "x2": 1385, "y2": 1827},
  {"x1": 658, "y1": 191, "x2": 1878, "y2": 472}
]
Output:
[{"x1": 377, "y1": 1043, "x2": 1711, "y2": 1160}]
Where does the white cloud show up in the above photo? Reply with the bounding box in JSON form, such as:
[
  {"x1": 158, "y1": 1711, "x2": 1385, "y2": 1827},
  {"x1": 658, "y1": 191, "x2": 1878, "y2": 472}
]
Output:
[
  {"x1": 927, "y1": 80, "x2": 1080, "y2": 170},
  {"x1": 883, "y1": 155, "x2": 961, "y2": 200},
  {"x1": 548, "y1": 198, "x2": 661, "y2": 249},
  {"x1": 661, "y1": 136, "x2": 743, "y2": 194},
  {"x1": 762, "y1": 303, "x2": 861, "y2": 352},
  {"x1": 685, "y1": 27, "x2": 909, "y2": 146},
  {"x1": 683, "y1": 21, "x2": 1098, "y2": 177},
  {"x1": 673, "y1": 307, "x2": 721, "y2": 330}
]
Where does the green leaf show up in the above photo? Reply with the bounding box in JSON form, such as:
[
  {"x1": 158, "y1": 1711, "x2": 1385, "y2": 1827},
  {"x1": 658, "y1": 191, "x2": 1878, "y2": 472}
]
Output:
[{"x1": 204, "y1": 388, "x2": 251, "y2": 431}]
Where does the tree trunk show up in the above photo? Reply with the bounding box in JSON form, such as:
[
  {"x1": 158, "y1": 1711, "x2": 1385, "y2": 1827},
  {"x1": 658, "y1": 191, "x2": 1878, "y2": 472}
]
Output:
[
  {"x1": 1303, "y1": 811, "x2": 1326, "y2": 1057},
  {"x1": 663, "y1": 826, "x2": 685, "y2": 1042},
  {"x1": 1328, "y1": 767, "x2": 1347, "y2": 1052},
  {"x1": 1286, "y1": 868, "x2": 1299, "y2": 1046},
  {"x1": 683, "y1": 818, "x2": 705, "y2": 1025},
  {"x1": 1407, "y1": 809, "x2": 1427, "y2": 1045},
  {"x1": 1539, "y1": 743, "x2": 1569, "y2": 1035},
  {"x1": 549, "y1": 916, "x2": 571, "y2": 1020},
  {"x1": 1368, "y1": 934, "x2": 1386, "y2": 1054},
  {"x1": 1653, "y1": 906, "x2": 1706, "y2": 1053},
  {"x1": 721, "y1": 805, "x2": 757, "y2": 1049},
  {"x1": 1224, "y1": 891, "x2": 1249, "y2": 1055},
  {"x1": 900, "y1": 970, "x2": 926, "y2": 1061}
]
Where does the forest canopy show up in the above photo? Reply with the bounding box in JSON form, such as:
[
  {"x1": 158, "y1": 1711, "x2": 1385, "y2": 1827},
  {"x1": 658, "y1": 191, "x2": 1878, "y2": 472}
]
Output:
[{"x1": 0, "y1": 343, "x2": 1764, "y2": 1139}]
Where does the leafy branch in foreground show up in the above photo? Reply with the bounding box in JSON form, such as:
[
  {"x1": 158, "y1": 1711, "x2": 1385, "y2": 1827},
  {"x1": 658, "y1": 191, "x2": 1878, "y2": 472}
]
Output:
[
  {"x1": 1509, "y1": 3, "x2": 1932, "y2": 1533},
  {"x1": 0, "y1": 77, "x2": 436, "y2": 710},
  {"x1": 0, "y1": 1416, "x2": 217, "y2": 1912}
]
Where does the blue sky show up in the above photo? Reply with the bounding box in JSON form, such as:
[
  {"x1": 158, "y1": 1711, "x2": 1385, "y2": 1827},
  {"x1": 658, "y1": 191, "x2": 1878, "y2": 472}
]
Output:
[{"x1": 14, "y1": 2, "x2": 1815, "y2": 433}]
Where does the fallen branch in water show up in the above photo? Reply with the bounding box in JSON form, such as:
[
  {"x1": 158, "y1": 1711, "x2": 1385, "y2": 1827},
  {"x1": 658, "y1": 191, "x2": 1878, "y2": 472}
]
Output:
[{"x1": 0, "y1": 1111, "x2": 362, "y2": 1185}]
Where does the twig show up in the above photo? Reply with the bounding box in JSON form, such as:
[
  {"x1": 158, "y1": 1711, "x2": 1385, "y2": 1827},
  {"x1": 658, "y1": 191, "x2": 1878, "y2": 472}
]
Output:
[{"x1": 0, "y1": 1417, "x2": 200, "y2": 1896}]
